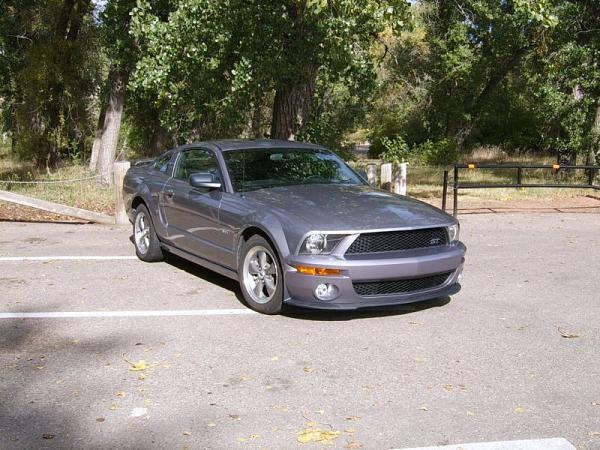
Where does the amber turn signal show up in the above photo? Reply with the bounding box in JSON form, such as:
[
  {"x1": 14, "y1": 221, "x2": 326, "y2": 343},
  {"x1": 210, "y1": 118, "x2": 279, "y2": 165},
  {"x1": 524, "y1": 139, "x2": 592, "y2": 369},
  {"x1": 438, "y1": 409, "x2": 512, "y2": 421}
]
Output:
[{"x1": 296, "y1": 265, "x2": 341, "y2": 276}]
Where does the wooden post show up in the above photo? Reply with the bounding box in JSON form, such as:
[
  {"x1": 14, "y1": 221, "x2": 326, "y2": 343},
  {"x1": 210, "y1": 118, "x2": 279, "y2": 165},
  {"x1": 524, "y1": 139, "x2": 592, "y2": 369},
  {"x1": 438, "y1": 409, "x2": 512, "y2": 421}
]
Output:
[
  {"x1": 393, "y1": 162, "x2": 408, "y2": 195},
  {"x1": 366, "y1": 164, "x2": 377, "y2": 185},
  {"x1": 113, "y1": 161, "x2": 130, "y2": 225},
  {"x1": 380, "y1": 163, "x2": 392, "y2": 191}
]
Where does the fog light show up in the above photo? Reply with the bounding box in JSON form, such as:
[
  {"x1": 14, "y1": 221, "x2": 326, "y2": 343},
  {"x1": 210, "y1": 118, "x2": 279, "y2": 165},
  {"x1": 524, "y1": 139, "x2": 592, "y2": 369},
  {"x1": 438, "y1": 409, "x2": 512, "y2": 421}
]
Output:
[{"x1": 314, "y1": 283, "x2": 339, "y2": 301}]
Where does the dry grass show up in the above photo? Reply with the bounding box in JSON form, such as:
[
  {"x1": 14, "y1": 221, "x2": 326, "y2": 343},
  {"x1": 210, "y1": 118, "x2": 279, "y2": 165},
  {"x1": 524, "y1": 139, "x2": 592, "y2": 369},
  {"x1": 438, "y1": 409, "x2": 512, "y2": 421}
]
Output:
[
  {"x1": 351, "y1": 146, "x2": 599, "y2": 201},
  {"x1": 0, "y1": 156, "x2": 115, "y2": 214}
]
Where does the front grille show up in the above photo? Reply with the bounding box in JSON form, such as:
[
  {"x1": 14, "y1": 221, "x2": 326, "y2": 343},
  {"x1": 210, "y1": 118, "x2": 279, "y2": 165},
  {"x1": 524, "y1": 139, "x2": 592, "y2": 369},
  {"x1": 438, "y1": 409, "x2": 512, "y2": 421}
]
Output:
[
  {"x1": 353, "y1": 272, "x2": 453, "y2": 297},
  {"x1": 345, "y1": 228, "x2": 448, "y2": 255}
]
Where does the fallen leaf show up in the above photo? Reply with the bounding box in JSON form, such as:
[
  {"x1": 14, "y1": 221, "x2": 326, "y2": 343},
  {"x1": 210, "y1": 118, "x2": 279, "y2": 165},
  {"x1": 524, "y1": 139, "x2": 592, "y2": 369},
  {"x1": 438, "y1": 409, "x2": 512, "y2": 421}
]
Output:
[
  {"x1": 229, "y1": 414, "x2": 241, "y2": 421},
  {"x1": 303, "y1": 367, "x2": 314, "y2": 373},
  {"x1": 270, "y1": 356, "x2": 279, "y2": 361},
  {"x1": 297, "y1": 428, "x2": 341, "y2": 444},
  {"x1": 414, "y1": 357, "x2": 426, "y2": 363},
  {"x1": 42, "y1": 434, "x2": 55, "y2": 440},
  {"x1": 237, "y1": 437, "x2": 246, "y2": 443},
  {"x1": 183, "y1": 431, "x2": 191, "y2": 436},
  {"x1": 408, "y1": 321, "x2": 423, "y2": 325},
  {"x1": 514, "y1": 406, "x2": 525, "y2": 414},
  {"x1": 272, "y1": 427, "x2": 279, "y2": 432},
  {"x1": 589, "y1": 432, "x2": 600, "y2": 437},
  {"x1": 315, "y1": 410, "x2": 325, "y2": 415},
  {"x1": 96, "y1": 417, "x2": 105, "y2": 422},
  {"x1": 467, "y1": 411, "x2": 475, "y2": 417},
  {"x1": 207, "y1": 422, "x2": 216, "y2": 427},
  {"x1": 109, "y1": 403, "x2": 118, "y2": 411},
  {"x1": 36, "y1": 366, "x2": 44, "y2": 370},
  {"x1": 249, "y1": 434, "x2": 261, "y2": 439},
  {"x1": 345, "y1": 416, "x2": 361, "y2": 421},
  {"x1": 306, "y1": 421, "x2": 317, "y2": 427},
  {"x1": 558, "y1": 327, "x2": 580, "y2": 338},
  {"x1": 115, "y1": 391, "x2": 126, "y2": 398},
  {"x1": 419, "y1": 405, "x2": 429, "y2": 411},
  {"x1": 345, "y1": 428, "x2": 355, "y2": 433},
  {"x1": 443, "y1": 384, "x2": 453, "y2": 391},
  {"x1": 345, "y1": 438, "x2": 361, "y2": 449},
  {"x1": 129, "y1": 360, "x2": 149, "y2": 371}
]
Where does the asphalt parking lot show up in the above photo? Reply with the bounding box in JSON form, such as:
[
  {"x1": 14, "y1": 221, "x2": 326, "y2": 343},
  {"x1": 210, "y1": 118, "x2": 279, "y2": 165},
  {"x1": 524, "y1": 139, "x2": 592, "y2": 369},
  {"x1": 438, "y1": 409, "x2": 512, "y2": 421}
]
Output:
[{"x1": 1, "y1": 212, "x2": 599, "y2": 450}]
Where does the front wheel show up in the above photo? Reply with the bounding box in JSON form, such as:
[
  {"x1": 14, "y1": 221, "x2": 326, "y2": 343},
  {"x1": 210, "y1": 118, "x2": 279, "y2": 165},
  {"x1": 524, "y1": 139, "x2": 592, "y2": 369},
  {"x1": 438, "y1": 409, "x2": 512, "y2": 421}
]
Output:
[
  {"x1": 133, "y1": 204, "x2": 164, "y2": 262},
  {"x1": 239, "y1": 235, "x2": 283, "y2": 314}
]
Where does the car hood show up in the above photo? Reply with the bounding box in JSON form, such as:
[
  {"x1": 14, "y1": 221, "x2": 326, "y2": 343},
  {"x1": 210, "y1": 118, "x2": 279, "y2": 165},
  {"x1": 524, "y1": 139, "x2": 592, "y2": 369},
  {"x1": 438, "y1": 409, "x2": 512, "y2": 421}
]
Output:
[{"x1": 242, "y1": 184, "x2": 454, "y2": 231}]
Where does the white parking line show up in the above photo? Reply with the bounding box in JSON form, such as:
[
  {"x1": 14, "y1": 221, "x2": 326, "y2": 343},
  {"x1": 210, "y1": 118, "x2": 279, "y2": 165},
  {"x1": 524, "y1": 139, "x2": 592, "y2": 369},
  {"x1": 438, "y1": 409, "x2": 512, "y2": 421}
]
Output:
[
  {"x1": 0, "y1": 256, "x2": 138, "y2": 261},
  {"x1": 393, "y1": 437, "x2": 576, "y2": 450},
  {"x1": 0, "y1": 309, "x2": 257, "y2": 319}
]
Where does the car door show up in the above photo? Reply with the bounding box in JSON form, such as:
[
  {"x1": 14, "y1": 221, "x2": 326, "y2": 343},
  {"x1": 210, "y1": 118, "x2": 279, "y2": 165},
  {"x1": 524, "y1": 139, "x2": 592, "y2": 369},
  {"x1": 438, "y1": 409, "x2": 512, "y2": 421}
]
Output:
[{"x1": 161, "y1": 148, "x2": 226, "y2": 265}]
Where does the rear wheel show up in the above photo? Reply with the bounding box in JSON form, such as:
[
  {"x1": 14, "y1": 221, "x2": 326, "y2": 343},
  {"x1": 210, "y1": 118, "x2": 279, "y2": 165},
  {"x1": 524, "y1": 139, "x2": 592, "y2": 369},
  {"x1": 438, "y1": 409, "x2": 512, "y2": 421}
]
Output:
[
  {"x1": 133, "y1": 204, "x2": 164, "y2": 262},
  {"x1": 239, "y1": 235, "x2": 283, "y2": 314}
]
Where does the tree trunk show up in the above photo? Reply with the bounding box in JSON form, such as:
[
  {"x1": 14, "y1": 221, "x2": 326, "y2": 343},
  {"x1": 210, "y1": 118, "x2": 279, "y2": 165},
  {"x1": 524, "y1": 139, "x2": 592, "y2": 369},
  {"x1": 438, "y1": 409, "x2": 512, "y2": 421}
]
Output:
[
  {"x1": 270, "y1": 71, "x2": 317, "y2": 140},
  {"x1": 89, "y1": 101, "x2": 107, "y2": 170},
  {"x1": 251, "y1": 98, "x2": 263, "y2": 139},
  {"x1": 45, "y1": 0, "x2": 91, "y2": 169},
  {"x1": 96, "y1": 68, "x2": 128, "y2": 185}
]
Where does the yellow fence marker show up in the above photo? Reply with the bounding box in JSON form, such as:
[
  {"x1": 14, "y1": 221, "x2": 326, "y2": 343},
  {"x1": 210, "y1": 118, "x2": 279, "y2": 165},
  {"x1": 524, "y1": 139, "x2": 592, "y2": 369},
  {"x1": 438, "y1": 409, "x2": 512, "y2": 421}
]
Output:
[{"x1": 468, "y1": 163, "x2": 476, "y2": 170}]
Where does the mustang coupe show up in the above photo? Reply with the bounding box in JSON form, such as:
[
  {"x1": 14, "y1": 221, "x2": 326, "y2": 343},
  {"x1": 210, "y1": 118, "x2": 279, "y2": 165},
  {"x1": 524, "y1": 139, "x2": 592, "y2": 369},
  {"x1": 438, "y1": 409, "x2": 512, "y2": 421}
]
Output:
[{"x1": 123, "y1": 139, "x2": 466, "y2": 314}]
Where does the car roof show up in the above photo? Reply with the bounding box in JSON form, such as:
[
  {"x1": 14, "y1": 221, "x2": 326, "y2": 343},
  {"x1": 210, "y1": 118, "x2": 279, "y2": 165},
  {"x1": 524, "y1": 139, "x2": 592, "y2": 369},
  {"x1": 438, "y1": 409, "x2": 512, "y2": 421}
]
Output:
[{"x1": 177, "y1": 139, "x2": 327, "y2": 152}]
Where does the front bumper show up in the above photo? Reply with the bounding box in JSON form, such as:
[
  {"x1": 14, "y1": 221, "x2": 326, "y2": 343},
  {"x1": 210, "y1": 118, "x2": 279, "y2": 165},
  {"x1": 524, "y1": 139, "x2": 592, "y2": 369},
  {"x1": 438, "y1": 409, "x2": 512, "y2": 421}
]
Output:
[{"x1": 283, "y1": 242, "x2": 466, "y2": 310}]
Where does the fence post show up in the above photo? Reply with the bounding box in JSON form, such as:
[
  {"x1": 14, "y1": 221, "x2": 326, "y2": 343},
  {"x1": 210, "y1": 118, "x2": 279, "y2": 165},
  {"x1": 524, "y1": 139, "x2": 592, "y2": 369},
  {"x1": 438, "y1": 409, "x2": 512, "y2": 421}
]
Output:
[
  {"x1": 380, "y1": 163, "x2": 392, "y2": 191},
  {"x1": 395, "y1": 162, "x2": 408, "y2": 195},
  {"x1": 366, "y1": 164, "x2": 377, "y2": 185},
  {"x1": 113, "y1": 161, "x2": 130, "y2": 225},
  {"x1": 453, "y1": 165, "x2": 459, "y2": 217},
  {"x1": 442, "y1": 170, "x2": 448, "y2": 212}
]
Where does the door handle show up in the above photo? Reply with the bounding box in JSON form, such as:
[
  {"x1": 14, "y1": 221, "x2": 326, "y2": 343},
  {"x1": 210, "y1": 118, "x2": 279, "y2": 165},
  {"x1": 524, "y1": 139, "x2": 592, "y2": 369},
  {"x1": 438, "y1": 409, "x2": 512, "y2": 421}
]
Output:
[{"x1": 165, "y1": 189, "x2": 174, "y2": 198}]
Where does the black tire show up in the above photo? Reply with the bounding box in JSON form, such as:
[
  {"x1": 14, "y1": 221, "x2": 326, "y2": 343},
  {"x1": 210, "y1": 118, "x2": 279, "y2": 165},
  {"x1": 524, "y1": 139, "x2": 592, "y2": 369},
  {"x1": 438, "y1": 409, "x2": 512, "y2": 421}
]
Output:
[
  {"x1": 238, "y1": 235, "x2": 283, "y2": 314},
  {"x1": 133, "y1": 204, "x2": 164, "y2": 262}
]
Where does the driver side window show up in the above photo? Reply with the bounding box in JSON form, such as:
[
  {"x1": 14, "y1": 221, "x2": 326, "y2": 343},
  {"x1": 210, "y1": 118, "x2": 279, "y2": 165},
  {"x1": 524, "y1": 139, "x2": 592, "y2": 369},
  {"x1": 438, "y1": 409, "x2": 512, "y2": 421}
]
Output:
[{"x1": 175, "y1": 149, "x2": 221, "y2": 182}]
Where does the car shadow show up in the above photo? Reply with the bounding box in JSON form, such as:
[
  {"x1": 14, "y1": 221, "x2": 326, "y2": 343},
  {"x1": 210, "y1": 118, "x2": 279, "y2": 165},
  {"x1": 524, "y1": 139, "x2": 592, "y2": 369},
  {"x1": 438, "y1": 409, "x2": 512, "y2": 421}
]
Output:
[
  {"x1": 281, "y1": 296, "x2": 452, "y2": 321},
  {"x1": 160, "y1": 252, "x2": 247, "y2": 304}
]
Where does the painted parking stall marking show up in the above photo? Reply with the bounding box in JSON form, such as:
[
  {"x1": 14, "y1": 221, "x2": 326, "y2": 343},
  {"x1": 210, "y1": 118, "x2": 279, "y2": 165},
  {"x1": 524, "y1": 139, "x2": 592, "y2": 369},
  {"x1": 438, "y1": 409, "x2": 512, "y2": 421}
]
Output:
[
  {"x1": 0, "y1": 255, "x2": 138, "y2": 262},
  {"x1": 393, "y1": 437, "x2": 576, "y2": 450},
  {"x1": 0, "y1": 309, "x2": 257, "y2": 319}
]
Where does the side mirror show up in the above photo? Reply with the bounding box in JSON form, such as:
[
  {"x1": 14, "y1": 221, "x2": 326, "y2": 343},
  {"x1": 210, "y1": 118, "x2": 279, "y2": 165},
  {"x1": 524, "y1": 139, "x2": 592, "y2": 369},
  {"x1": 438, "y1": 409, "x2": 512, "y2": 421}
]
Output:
[{"x1": 189, "y1": 172, "x2": 221, "y2": 190}]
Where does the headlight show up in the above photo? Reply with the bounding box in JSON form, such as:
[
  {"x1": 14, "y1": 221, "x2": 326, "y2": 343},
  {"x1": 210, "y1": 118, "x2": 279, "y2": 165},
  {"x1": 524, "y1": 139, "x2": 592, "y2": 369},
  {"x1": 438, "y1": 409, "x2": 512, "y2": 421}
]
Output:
[
  {"x1": 300, "y1": 233, "x2": 346, "y2": 255},
  {"x1": 447, "y1": 224, "x2": 460, "y2": 244}
]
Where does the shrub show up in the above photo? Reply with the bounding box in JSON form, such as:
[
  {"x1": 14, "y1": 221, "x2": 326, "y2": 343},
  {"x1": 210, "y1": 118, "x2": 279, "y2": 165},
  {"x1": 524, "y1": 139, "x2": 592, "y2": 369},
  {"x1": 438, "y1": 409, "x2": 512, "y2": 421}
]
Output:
[
  {"x1": 413, "y1": 139, "x2": 459, "y2": 166},
  {"x1": 380, "y1": 136, "x2": 411, "y2": 163}
]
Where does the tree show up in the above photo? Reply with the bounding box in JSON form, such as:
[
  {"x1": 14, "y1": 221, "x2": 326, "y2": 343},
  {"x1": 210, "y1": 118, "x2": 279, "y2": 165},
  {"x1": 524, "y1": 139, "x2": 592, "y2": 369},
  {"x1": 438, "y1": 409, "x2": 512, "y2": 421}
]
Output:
[
  {"x1": 129, "y1": 0, "x2": 410, "y2": 147},
  {"x1": 0, "y1": 0, "x2": 101, "y2": 170}
]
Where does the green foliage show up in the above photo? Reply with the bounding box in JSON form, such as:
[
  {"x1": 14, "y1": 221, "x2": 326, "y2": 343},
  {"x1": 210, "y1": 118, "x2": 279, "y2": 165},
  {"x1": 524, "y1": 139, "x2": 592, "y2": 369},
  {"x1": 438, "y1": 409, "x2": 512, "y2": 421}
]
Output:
[
  {"x1": 413, "y1": 139, "x2": 458, "y2": 166},
  {"x1": 380, "y1": 136, "x2": 411, "y2": 163}
]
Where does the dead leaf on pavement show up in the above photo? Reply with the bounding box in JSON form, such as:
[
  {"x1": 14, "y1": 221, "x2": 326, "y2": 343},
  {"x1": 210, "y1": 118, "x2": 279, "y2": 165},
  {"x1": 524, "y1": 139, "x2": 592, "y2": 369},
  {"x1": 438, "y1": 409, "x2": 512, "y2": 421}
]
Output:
[
  {"x1": 467, "y1": 411, "x2": 476, "y2": 417},
  {"x1": 297, "y1": 428, "x2": 341, "y2": 444},
  {"x1": 419, "y1": 405, "x2": 429, "y2": 411},
  {"x1": 443, "y1": 384, "x2": 453, "y2": 391},
  {"x1": 345, "y1": 438, "x2": 361, "y2": 449},
  {"x1": 115, "y1": 391, "x2": 126, "y2": 398},
  {"x1": 42, "y1": 434, "x2": 55, "y2": 440},
  {"x1": 514, "y1": 406, "x2": 525, "y2": 414},
  {"x1": 558, "y1": 327, "x2": 580, "y2": 338},
  {"x1": 589, "y1": 432, "x2": 600, "y2": 437},
  {"x1": 183, "y1": 431, "x2": 191, "y2": 436},
  {"x1": 345, "y1": 416, "x2": 361, "y2": 421},
  {"x1": 303, "y1": 366, "x2": 314, "y2": 373}
]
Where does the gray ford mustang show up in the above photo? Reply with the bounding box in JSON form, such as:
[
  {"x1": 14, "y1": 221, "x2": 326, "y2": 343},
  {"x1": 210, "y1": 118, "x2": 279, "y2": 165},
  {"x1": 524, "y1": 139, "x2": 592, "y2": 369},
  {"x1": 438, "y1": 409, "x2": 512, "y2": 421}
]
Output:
[{"x1": 124, "y1": 139, "x2": 466, "y2": 314}]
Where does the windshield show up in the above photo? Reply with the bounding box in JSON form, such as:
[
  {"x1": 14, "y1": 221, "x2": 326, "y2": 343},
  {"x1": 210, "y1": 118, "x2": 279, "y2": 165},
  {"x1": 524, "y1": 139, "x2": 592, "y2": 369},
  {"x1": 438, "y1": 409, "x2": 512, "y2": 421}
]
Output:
[{"x1": 222, "y1": 148, "x2": 364, "y2": 192}]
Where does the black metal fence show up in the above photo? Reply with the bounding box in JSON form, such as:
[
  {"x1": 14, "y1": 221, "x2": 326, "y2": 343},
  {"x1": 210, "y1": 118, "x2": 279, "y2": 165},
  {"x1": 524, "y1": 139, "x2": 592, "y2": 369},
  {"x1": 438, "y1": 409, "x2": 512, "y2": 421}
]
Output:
[{"x1": 442, "y1": 163, "x2": 600, "y2": 217}]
